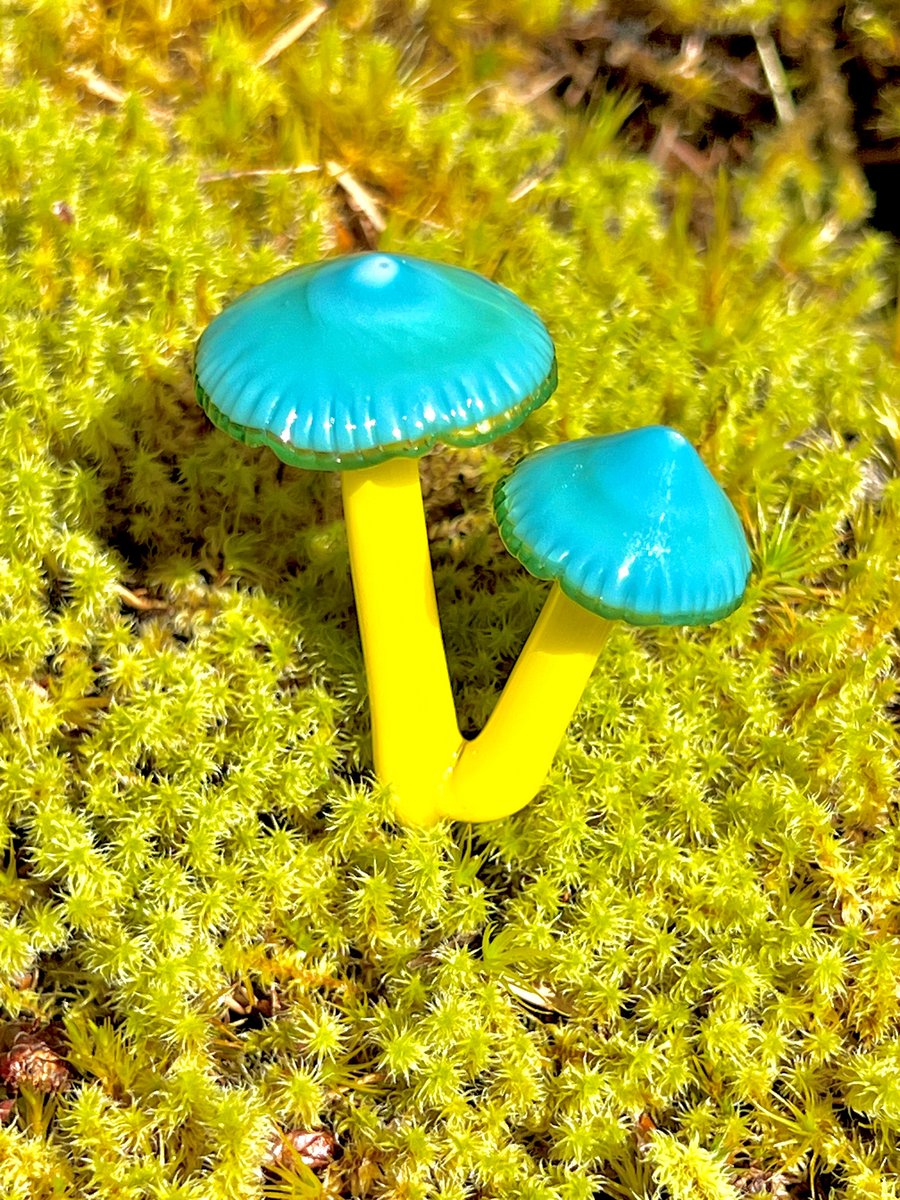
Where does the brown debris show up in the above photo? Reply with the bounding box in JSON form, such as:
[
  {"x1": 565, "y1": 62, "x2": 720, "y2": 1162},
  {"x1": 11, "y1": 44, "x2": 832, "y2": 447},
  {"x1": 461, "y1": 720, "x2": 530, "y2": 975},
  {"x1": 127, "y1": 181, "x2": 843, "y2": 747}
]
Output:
[
  {"x1": 634, "y1": 1111, "x2": 657, "y2": 1145},
  {"x1": 0, "y1": 1030, "x2": 71, "y2": 1094},
  {"x1": 51, "y1": 200, "x2": 75, "y2": 225},
  {"x1": 733, "y1": 1165, "x2": 790, "y2": 1197},
  {"x1": 256, "y1": 4, "x2": 329, "y2": 67},
  {"x1": 537, "y1": 10, "x2": 866, "y2": 200},
  {"x1": 264, "y1": 1128, "x2": 338, "y2": 1172},
  {"x1": 66, "y1": 65, "x2": 171, "y2": 123},
  {"x1": 752, "y1": 23, "x2": 797, "y2": 125},
  {"x1": 115, "y1": 584, "x2": 170, "y2": 612},
  {"x1": 220, "y1": 980, "x2": 283, "y2": 1023},
  {"x1": 199, "y1": 164, "x2": 320, "y2": 185},
  {"x1": 325, "y1": 160, "x2": 387, "y2": 243}
]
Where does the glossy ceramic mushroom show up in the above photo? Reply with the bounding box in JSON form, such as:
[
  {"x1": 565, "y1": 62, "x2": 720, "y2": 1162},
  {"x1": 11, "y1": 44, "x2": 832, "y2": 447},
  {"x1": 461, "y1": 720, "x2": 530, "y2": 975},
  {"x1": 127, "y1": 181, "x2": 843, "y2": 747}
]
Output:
[
  {"x1": 194, "y1": 252, "x2": 556, "y2": 824},
  {"x1": 440, "y1": 425, "x2": 752, "y2": 822}
]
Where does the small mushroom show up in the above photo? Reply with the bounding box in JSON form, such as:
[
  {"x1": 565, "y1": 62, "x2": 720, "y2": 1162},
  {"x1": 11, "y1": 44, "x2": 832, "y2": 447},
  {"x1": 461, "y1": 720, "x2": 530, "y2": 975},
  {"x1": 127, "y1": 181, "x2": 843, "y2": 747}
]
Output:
[
  {"x1": 441, "y1": 425, "x2": 752, "y2": 822},
  {"x1": 195, "y1": 252, "x2": 556, "y2": 825}
]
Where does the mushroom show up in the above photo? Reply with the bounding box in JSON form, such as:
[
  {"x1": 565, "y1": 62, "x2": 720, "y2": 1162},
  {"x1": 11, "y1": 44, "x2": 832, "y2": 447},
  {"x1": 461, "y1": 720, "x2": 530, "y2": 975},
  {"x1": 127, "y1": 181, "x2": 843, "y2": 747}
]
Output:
[
  {"x1": 194, "y1": 252, "x2": 556, "y2": 825},
  {"x1": 440, "y1": 425, "x2": 752, "y2": 822}
]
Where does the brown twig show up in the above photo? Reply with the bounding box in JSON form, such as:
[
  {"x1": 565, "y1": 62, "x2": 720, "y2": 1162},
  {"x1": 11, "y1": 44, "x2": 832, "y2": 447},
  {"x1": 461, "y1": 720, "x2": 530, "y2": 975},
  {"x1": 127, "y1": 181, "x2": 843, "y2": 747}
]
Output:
[
  {"x1": 200, "y1": 164, "x2": 320, "y2": 184},
  {"x1": 257, "y1": 4, "x2": 329, "y2": 67},
  {"x1": 752, "y1": 24, "x2": 796, "y2": 125},
  {"x1": 114, "y1": 584, "x2": 169, "y2": 612},
  {"x1": 66, "y1": 65, "x2": 171, "y2": 123},
  {"x1": 325, "y1": 160, "x2": 386, "y2": 233}
]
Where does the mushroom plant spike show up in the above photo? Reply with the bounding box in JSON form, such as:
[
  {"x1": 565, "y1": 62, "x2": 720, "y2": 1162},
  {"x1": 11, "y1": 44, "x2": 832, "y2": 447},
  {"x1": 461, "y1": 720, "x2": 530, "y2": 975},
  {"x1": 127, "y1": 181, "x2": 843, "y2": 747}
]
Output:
[{"x1": 194, "y1": 252, "x2": 557, "y2": 825}]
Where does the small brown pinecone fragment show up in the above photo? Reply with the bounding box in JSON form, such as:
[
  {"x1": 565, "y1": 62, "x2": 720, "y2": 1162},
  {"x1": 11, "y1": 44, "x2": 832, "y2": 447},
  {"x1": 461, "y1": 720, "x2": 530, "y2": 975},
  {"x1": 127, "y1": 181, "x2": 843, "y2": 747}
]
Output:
[
  {"x1": 264, "y1": 1129, "x2": 338, "y2": 1172},
  {"x1": 0, "y1": 1032, "x2": 71, "y2": 1094}
]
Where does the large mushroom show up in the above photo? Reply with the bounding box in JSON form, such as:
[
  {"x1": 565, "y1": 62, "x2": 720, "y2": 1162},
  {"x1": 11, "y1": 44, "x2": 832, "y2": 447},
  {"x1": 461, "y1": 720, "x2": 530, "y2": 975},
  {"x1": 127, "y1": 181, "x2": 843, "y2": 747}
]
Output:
[
  {"x1": 194, "y1": 252, "x2": 556, "y2": 825},
  {"x1": 440, "y1": 425, "x2": 752, "y2": 822}
]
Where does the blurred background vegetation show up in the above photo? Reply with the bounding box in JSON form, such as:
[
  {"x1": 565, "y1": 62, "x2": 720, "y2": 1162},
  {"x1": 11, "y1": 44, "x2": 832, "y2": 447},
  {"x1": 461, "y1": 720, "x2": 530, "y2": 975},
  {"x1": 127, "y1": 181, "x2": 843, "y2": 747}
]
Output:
[{"x1": 1, "y1": 2, "x2": 900, "y2": 1199}]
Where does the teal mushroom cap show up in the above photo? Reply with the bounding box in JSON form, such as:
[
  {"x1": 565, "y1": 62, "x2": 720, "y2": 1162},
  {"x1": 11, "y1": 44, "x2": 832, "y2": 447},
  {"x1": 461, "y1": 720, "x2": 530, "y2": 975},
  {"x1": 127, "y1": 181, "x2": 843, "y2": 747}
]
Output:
[
  {"x1": 194, "y1": 252, "x2": 557, "y2": 471},
  {"x1": 494, "y1": 426, "x2": 752, "y2": 626}
]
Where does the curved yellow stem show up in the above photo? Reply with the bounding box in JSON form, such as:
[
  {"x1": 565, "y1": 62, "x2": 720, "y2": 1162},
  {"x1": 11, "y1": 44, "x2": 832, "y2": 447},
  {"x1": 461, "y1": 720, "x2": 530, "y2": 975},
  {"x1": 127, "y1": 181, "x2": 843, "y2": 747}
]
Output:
[
  {"x1": 342, "y1": 465, "x2": 610, "y2": 827},
  {"x1": 341, "y1": 458, "x2": 460, "y2": 826},
  {"x1": 439, "y1": 585, "x2": 612, "y2": 822}
]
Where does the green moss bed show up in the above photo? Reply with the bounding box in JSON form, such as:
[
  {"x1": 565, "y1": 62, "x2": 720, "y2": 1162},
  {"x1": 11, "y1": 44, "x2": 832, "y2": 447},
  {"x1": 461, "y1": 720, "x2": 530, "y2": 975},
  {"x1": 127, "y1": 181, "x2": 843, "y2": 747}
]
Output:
[{"x1": 2, "y1": 3, "x2": 900, "y2": 1198}]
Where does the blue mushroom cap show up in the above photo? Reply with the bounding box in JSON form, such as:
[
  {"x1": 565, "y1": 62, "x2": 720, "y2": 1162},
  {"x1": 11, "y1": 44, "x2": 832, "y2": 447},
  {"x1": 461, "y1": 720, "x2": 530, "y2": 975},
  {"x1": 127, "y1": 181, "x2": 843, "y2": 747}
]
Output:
[
  {"x1": 194, "y1": 252, "x2": 557, "y2": 470},
  {"x1": 494, "y1": 426, "x2": 752, "y2": 626}
]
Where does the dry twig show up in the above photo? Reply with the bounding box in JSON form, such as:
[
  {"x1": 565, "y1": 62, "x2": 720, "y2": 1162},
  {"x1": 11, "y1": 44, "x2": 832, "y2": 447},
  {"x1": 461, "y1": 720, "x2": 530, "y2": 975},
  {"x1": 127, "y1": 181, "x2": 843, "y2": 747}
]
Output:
[
  {"x1": 752, "y1": 24, "x2": 796, "y2": 125},
  {"x1": 200, "y1": 164, "x2": 320, "y2": 184},
  {"x1": 66, "y1": 65, "x2": 171, "y2": 122},
  {"x1": 115, "y1": 584, "x2": 169, "y2": 612},
  {"x1": 257, "y1": 4, "x2": 329, "y2": 67},
  {"x1": 325, "y1": 160, "x2": 386, "y2": 233}
]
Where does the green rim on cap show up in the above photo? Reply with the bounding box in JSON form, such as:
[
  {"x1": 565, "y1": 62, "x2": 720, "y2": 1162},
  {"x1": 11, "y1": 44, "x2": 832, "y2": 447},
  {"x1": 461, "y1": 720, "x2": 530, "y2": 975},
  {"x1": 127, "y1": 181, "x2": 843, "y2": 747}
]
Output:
[{"x1": 195, "y1": 252, "x2": 557, "y2": 471}]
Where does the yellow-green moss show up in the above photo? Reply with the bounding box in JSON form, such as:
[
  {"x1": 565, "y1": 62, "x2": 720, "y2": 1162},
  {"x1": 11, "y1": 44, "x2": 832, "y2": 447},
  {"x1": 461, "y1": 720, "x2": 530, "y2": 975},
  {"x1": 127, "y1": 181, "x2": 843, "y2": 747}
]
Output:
[{"x1": 1, "y1": 3, "x2": 900, "y2": 1199}]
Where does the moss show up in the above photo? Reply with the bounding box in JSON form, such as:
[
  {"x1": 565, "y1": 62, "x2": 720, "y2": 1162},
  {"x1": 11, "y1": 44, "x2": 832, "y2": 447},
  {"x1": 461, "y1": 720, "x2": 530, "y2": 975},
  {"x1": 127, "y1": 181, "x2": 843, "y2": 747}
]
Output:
[{"x1": 1, "y1": 2, "x2": 899, "y2": 1199}]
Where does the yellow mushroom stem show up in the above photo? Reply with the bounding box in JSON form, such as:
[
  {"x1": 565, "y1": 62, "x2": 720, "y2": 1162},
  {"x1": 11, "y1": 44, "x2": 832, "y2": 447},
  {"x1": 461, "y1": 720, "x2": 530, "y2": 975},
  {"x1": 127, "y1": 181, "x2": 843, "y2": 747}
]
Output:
[
  {"x1": 343, "y1": 459, "x2": 613, "y2": 828},
  {"x1": 341, "y1": 456, "x2": 460, "y2": 826},
  {"x1": 440, "y1": 586, "x2": 612, "y2": 823}
]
